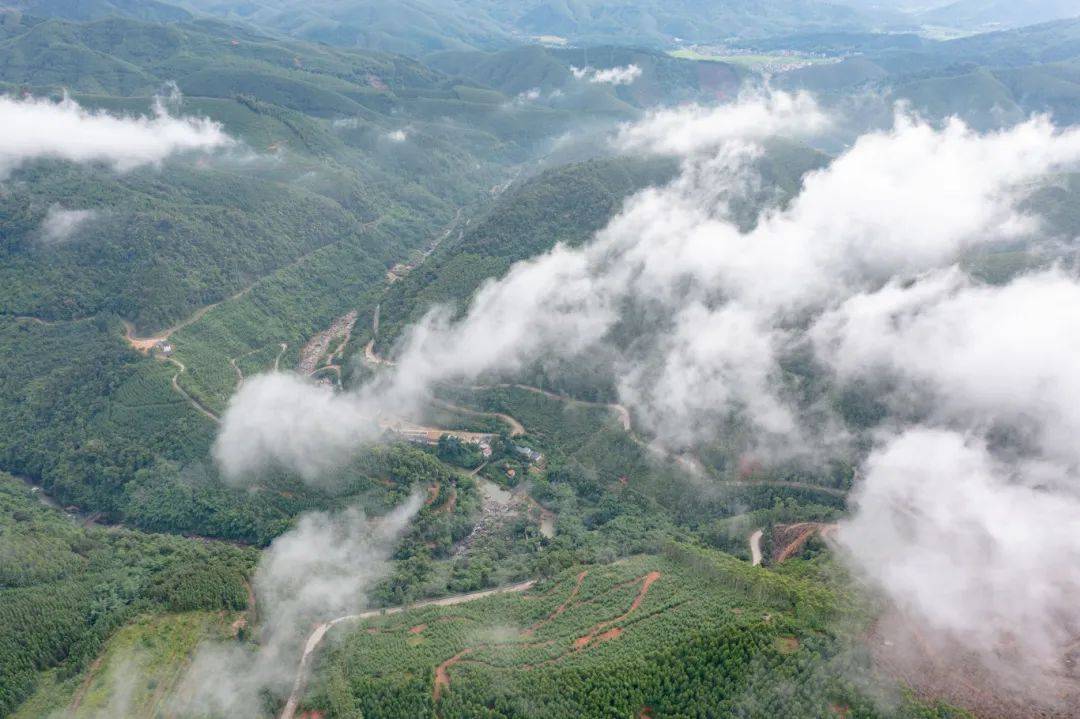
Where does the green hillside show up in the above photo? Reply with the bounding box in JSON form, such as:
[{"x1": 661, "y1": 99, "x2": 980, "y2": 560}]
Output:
[
  {"x1": 375, "y1": 140, "x2": 827, "y2": 355},
  {"x1": 0, "y1": 11, "x2": 678, "y2": 547},
  {"x1": 0, "y1": 472, "x2": 256, "y2": 716},
  {"x1": 304, "y1": 550, "x2": 962, "y2": 719},
  {"x1": 5, "y1": 4, "x2": 1079, "y2": 719},
  {"x1": 773, "y1": 18, "x2": 1080, "y2": 128},
  {"x1": 132, "y1": 0, "x2": 883, "y2": 55}
]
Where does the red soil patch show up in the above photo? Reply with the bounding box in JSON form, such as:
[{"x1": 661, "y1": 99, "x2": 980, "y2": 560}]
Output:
[
  {"x1": 425, "y1": 482, "x2": 457, "y2": 515},
  {"x1": 775, "y1": 636, "x2": 800, "y2": 654},
  {"x1": 594, "y1": 627, "x2": 623, "y2": 643},
  {"x1": 433, "y1": 570, "x2": 662, "y2": 702},
  {"x1": 298, "y1": 712, "x2": 325, "y2": 719},
  {"x1": 638, "y1": 708, "x2": 655, "y2": 719},
  {"x1": 830, "y1": 704, "x2": 850, "y2": 718},
  {"x1": 573, "y1": 571, "x2": 660, "y2": 650},
  {"x1": 771, "y1": 523, "x2": 830, "y2": 564},
  {"x1": 434, "y1": 648, "x2": 475, "y2": 701},
  {"x1": 409, "y1": 624, "x2": 427, "y2": 635}
]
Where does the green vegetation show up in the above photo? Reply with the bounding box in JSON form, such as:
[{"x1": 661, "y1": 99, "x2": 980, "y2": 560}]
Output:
[
  {"x1": 429, "y1": 45, "x2": 744, "y2": 111},
  {"x1": 776, "y1": 17, "x2": 1080, "y2": 128},
  {"x1": 168, "y1": 0, "x2": 875, "y2": 55},
  {"x1": 0, "y1": 472, "x2": 256, "y2": 715},
  {"x1": 0, "y1": 9, "x2": 606, "y2": 544},
  {"x1": 305, "y1": 550, "x2": 965, "y2": 719},
  {"x1": 375, "y1": 156, "x2": 680, "y2": 352},
  {"x1": 11, "y1": 611, "x2": 237, "y2": 719},
  {"x1": 9, "y1": 5, "x2": 1080, "y2": 718}
]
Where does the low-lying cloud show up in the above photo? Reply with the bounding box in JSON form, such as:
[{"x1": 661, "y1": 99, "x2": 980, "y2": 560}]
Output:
[
  {"x1": 842, "y1": 429, "x2": 1080, "y2": 688},
  {"x1": 0, "y1": 92, "x2": 232, "y2": 179},
  {"x1": 39, "y1": 204, "x2": 98, "y2": 244},
  {"x1": 571, "y1": 64, "x2": 643, "y2": 85},
  {"x1": 213, "y1": 373, "x2": 379, "y2": 484},
  {"x1": 176, "y1": 493, "x2": 422, "y2": 718},
  {"x1": 215, "y1": 91, "x2": 1080, "y2": 698}
]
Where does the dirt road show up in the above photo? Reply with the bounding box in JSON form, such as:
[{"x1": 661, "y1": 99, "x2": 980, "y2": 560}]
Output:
[
  {"x1": 471, "y1": 383, "x2": 632, "y2": 432},
  {"x1": 121, "y1": 284, "x2": 254, "y2": 354},
  {"x1": 749, "y1": 530, "x2": 763, "y2": 567},
  {"x1": 166, "y1": 357, "x2": 220, "y2": 423},
  {"x1": 279, "y1": 580, "x2": 536, "y2": 719},
  {"x1": 430, "y1": 397, "x2": 526, "y2": 437}
]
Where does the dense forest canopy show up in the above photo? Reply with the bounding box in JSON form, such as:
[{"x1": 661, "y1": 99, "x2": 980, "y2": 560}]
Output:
[{"x1": 2, "y1": 1, "x2": 1080, "y2": 718}]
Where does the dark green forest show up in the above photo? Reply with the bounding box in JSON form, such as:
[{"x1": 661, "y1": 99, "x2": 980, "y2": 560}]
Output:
[{"x1": 0, "y1": 472, "x2": 256, "y2": 715}]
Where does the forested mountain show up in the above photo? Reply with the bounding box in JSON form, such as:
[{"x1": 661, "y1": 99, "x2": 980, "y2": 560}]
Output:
[
  {"x1": 0, "y1": 9, "x2": 646, "y2": 547},
  {"x1": 45, "y1": 0, "x2": 885, "y2": 55},
  {"x1": 3, "y1": 2, "x2": 1080, "y2": 718},
  {"x1": 774, "y1": 17, "x2": 1080, "y2": 126},
  {"x1": 919, "y1": 0, "x2": 1080, "y2": 32}
]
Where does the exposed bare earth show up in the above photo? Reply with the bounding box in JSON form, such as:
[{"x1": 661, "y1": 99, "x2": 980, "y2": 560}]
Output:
[
  {"x1": 298, "y1": 311, "x2": 357, "y2": 375},
  {"x1": 120, "y1": 284, "x2": 254, "y2": 355},
  {"x1": 771, "y1": 522, "x2": 836, "y2": 564}
]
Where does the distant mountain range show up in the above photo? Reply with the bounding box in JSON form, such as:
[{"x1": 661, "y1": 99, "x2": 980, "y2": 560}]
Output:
[
  {"x1": 6, "y1": 0, "x2": 879, "y2": 54},
  {"x1": 919, "y1": 0, "x2": 1080, "y2": 32}
]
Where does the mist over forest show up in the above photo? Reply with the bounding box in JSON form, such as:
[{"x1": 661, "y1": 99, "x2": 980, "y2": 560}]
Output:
[{"x1": 1, "y1": 1, "x2": 1079, "y2": 718}]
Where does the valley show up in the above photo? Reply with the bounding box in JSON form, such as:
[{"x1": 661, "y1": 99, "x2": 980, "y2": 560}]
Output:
[{"x1": 3, "y1": 2, "x2": 1080, "y2": 718}]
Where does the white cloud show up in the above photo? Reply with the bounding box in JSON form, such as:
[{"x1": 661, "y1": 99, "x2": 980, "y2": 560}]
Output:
[
  {"x1": 840, "y1": 429, "x2": 1080, "y2": 686},
  {"x1": 813, "y1": 268, "x2": 1080, "y2": 468},
  {"x1": 217, "y1": 96, "x2": 1080, "y2": 472},
  {"x1": 213, "y1": 373, "x2": 380, "y2": 484},
  {"x1": 178, "y1": 494, "x2": 422, "y2": 717},
  {"x1": 0, "y1": 93, "x2": 233, "y2": 178},
  {"x1": 614, "y1": 91, "x2": 828, "y2": 155},
  {"x1": 213, "y1": 96, "x2": 1080, "y2": 692},
  {"x1": 591, "y1": 64, "x2": 643, "y2": 85},
  {"x1": 571, "y1": 64, "x2": 643, "y2": 86},
  {"x1": 386, "y1": 129, "x2": 408, "y2": 142},
  {"x1": 39, "y1": 204, "x2": 97, "y2": 244}
]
